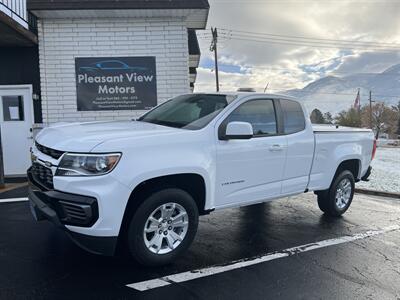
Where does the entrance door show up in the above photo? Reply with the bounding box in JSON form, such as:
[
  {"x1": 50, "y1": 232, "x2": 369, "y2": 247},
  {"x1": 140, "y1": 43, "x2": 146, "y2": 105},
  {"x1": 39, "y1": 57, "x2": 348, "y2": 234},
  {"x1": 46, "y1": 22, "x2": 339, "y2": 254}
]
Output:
[{"x1": 0, "y1": 86, "x2": 34, "y2": 176}]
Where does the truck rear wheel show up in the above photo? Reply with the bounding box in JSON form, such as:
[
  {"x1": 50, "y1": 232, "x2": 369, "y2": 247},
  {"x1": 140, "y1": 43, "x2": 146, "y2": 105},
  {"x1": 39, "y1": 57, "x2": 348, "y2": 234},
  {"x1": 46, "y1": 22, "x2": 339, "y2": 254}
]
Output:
[
  {"x1": 317, "y1": 170, "x2": 355, "y2": 217},
  {"x1": 126, "y1": 188, "x2": 199, "y2": 266}
]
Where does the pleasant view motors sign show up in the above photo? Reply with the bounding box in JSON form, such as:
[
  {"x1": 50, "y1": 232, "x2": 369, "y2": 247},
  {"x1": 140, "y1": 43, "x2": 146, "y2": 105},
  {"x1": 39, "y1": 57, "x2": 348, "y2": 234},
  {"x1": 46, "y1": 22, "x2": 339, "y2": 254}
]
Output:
[{"x1": 75, "y1": 57, "x2": 157, "y2": 111}]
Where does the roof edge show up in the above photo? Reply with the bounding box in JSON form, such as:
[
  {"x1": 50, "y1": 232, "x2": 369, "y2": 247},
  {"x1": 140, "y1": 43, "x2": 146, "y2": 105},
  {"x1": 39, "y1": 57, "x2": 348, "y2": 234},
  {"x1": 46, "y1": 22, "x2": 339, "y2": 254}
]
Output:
[{"x1": 27, "y1": 0, "x2": 209, "y2": 11}]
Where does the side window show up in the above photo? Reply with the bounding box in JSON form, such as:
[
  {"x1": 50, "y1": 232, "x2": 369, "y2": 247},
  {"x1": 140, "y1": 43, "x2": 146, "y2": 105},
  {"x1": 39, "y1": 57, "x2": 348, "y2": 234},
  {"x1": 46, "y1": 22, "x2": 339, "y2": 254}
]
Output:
[
  {"x1": 226, "y1": 99, "x2": 277, "y2": 136},
  {"x1": 281, "y1": 99, "x2": 305, "y2": 134}
]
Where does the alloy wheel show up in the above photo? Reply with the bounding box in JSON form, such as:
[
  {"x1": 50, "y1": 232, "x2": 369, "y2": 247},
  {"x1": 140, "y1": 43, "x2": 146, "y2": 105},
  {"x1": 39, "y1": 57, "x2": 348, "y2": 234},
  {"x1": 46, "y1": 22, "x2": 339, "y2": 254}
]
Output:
[{"x1": 143, "y1": 203, "x2": 189, "y2": 254}]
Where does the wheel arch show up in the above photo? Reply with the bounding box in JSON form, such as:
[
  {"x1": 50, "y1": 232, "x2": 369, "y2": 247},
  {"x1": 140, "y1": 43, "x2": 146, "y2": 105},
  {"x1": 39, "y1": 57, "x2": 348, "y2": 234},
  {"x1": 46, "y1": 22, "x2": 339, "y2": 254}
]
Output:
[
  {"x1": 333, "y1": 158, "x2": 361, "y2": 184},
  {"x1": 117, "y1": 173, "x2": 207, "y2": 245}
]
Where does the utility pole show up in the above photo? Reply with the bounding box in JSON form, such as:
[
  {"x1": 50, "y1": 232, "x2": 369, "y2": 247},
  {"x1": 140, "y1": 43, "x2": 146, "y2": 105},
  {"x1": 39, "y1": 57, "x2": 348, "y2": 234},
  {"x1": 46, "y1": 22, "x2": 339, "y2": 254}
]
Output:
[
  {"x1": 210, "y1": 27, "x2": 220, "y2": 92},
  {"x1": 0, "y1": 127, "x2": 4, "y2": 189}
]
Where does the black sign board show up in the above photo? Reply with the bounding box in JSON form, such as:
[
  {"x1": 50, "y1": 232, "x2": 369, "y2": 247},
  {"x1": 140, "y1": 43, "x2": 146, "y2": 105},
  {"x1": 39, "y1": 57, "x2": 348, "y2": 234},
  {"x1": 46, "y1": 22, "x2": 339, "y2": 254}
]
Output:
[{"x1": 75, "y1": 56, "x2": 157, "y2": 111}]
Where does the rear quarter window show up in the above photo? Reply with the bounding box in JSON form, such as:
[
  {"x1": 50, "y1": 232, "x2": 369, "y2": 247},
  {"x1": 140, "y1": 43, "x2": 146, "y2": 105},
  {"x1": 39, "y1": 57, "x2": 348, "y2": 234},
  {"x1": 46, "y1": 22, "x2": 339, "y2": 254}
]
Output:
[{"x1": 281, "y1": 99, "x2": 306, "y2": 134}]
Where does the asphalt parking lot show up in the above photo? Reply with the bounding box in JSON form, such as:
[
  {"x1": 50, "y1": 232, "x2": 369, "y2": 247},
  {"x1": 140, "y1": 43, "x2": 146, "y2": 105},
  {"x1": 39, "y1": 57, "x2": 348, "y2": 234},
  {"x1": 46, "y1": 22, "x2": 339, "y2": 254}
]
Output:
[{"x1": 1, "y1": 186, "x2": 400, "y2": 300}]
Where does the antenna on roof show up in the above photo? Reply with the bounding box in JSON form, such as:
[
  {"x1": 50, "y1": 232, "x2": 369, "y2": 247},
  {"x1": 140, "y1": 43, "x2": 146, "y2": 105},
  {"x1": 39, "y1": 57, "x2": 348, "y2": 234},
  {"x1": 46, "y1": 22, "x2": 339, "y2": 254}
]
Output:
[{"x1": 264, "y1": 82, "x2": 270, "y2": 93}]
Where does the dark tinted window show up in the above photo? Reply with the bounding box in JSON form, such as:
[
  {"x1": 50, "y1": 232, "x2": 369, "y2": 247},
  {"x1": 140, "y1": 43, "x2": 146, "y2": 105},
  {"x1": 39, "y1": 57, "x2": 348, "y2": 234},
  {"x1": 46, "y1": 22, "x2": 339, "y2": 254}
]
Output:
[
  {"x1": 138, "y1": 94, "x2": 229, "y2": 130},
  {"x1": 227, "y1": 99, "x2": 277, "y2": 136},
  {"x1": 281, "y1": 99, "x2": 305, "y2": 134}
]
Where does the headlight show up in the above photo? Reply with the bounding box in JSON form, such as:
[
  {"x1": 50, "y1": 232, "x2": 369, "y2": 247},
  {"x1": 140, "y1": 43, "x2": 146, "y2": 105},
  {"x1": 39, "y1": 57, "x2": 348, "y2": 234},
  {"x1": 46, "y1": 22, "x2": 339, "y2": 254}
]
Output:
[{"x1": 56, "y1": 153, "x2": 121, "y2": 176}]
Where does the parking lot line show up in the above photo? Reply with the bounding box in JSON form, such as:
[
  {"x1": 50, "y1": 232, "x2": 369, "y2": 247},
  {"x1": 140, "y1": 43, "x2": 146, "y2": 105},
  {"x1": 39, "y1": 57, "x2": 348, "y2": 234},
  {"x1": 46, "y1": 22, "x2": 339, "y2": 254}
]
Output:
[
  {"x1": 127, "y1": 224, "x2": 400, "y2": 292},
  {"x1": 0, "y1": 197, "x2": 29, "y2": 203}
]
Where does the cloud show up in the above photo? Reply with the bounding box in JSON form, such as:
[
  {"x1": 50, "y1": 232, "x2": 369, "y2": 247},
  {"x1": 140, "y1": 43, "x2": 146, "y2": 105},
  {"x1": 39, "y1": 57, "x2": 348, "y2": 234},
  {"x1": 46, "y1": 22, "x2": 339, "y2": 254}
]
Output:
[
  {"x1": 335, "y1": 51, "x2": 400, "y2": 74},
  {"x1": 195, "y1": 0, "x2": 400, "y2": 93}
]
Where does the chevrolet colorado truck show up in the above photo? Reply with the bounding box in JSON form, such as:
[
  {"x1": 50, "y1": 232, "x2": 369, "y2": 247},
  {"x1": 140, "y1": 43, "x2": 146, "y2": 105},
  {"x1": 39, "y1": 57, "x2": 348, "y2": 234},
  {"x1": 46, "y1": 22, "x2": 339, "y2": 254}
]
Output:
[{"x1": 28, "y1": 93, "x2": 375, "y2": 266}]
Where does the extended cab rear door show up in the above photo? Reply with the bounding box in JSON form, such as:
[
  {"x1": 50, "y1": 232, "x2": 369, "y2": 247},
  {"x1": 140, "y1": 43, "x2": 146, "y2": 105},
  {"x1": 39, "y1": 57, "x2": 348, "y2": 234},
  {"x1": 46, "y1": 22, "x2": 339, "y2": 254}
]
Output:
[
  {"x1": 278, "y1": 99, "x2": 314, "y2": 195},
  {"x1": 215, "y1": 98, "x2": 287, "y2": 208}
]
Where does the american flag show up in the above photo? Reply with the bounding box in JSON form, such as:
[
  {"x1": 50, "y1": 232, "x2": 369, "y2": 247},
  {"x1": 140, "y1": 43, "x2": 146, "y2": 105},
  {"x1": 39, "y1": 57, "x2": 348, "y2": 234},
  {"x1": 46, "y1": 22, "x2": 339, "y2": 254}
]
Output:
[{"x1": 353, "y1": 89, "x2": 361, "y2": 110}]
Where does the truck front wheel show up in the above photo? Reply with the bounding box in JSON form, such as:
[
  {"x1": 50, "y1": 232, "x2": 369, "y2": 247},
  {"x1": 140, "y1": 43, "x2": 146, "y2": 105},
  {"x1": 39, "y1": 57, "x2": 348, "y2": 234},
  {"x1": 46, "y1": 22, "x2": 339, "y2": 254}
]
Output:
[
  {"x1": 126, "y1": 188, "x2": 199, "y2": 266},
  {"x1": 317, "y1": 170, "x2": 355, "y2": 217}
]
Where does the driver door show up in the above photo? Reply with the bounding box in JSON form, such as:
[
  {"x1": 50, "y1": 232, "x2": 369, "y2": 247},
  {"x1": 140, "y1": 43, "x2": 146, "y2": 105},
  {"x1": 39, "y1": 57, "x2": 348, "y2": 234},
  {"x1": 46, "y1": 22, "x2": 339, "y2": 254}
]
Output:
[{"x1": 215, "y1": 99, "x2": 287, "y2": 208}]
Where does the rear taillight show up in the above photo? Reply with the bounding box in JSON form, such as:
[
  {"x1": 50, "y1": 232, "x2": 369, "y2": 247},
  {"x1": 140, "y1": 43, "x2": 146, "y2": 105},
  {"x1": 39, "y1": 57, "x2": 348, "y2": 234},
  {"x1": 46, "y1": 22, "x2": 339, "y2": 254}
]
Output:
[{"x1": 371, "y1": 139, "x2": 377, "y2": 160}]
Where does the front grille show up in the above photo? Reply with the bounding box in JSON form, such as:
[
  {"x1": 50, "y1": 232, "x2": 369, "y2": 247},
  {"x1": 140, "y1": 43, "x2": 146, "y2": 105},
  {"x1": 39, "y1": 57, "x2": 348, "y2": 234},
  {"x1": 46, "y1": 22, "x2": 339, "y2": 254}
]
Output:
[
  {"x1": 35, "y1": 142, "x2": 64, "y2": 160},
  {"x1": 31, "y1": 163, "x2": 54, "y2": 190}
]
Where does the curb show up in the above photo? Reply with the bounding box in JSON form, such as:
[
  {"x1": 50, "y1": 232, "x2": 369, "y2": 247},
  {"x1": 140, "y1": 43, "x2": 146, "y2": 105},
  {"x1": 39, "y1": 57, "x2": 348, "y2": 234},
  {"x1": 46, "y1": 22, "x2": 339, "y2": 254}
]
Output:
[{"x1": 355, "y1": 188, "x2": 400, "y2": 199}]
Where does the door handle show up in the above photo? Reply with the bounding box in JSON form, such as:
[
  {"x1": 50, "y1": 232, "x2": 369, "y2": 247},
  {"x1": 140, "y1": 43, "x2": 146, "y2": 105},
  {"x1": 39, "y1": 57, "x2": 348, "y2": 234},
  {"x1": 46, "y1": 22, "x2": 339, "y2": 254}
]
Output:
[{"x1": 269, "y1": 144, "x2": 284, "y2": 151}]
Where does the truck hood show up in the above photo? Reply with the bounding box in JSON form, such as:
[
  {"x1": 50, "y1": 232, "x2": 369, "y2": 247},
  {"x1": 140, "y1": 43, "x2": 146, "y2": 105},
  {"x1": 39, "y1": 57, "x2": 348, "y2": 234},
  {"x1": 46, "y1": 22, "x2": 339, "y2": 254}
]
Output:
[{"x1": 35, "y1": 120, "x2": 180, "y2": 152}]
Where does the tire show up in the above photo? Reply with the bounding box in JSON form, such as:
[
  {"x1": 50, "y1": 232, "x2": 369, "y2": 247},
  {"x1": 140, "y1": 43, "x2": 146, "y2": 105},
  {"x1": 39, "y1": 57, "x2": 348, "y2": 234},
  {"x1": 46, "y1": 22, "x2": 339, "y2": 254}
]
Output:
[
  {"x1": 317, "y1": 170, "x2": 355, "y2": 217},
  {"x1": 126, "y1": 188, "x2": 199, "y2": 266}
]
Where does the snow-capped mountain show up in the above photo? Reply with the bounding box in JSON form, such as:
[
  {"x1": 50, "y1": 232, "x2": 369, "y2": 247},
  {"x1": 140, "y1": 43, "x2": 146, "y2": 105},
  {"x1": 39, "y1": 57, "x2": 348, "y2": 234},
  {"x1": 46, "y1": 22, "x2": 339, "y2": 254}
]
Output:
[{"x1": 284, "y1": 64, "x2": 400, "y2": 115}]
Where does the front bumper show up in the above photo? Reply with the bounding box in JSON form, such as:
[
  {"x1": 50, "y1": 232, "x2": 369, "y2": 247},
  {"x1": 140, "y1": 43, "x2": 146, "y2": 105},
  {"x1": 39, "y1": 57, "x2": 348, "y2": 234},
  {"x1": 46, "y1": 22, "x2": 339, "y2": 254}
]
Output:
[{"x1": 28, "y1": 168, "x2": 117, "y2": 256}]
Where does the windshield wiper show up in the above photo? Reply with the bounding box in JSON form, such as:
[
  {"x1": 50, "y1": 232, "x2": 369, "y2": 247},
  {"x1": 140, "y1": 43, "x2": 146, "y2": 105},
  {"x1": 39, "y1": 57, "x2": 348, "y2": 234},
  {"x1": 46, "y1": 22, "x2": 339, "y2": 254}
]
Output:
[{"x1": 138, "y1": 119, "x2": 184, "y2": 129}]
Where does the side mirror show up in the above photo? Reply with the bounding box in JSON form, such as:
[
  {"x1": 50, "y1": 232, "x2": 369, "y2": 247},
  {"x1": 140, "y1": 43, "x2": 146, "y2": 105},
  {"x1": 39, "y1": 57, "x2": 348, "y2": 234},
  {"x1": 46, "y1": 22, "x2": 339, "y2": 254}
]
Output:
[{"x1": 224, "y1": 121, "x2": 253, "y2": 140}]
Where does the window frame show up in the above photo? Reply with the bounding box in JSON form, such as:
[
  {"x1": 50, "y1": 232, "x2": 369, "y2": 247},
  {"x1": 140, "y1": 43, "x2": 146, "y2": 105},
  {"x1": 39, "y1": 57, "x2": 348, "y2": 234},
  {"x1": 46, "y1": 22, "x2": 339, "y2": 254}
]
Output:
[{"x1": 218, "y1": 98, "x2": 283, "y2": 140}]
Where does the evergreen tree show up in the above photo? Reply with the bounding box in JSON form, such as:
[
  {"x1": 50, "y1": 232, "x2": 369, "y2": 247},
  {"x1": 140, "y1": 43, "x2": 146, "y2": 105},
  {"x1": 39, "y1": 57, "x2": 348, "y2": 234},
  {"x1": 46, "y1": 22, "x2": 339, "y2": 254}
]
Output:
[
  {"x1": 310, "y1": 109, "x2": 326, "y2": 124},
  {"x1": 335, "y1": 108, "x2": 361, "y2": 128}
]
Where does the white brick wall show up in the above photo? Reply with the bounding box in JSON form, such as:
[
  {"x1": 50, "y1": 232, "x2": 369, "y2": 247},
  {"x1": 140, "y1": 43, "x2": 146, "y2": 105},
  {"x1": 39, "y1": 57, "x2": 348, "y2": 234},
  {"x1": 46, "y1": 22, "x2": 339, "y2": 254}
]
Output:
[{"x1": 38, "y1": 18, "x2": 190, "y2": 124}]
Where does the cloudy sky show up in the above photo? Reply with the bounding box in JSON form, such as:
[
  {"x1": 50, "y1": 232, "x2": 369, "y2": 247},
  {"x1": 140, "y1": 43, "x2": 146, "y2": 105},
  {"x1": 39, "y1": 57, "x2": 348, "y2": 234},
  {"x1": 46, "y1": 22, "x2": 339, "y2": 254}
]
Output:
[{"x1": 195, "y1": 0, "x2": 400, "y2": 94}]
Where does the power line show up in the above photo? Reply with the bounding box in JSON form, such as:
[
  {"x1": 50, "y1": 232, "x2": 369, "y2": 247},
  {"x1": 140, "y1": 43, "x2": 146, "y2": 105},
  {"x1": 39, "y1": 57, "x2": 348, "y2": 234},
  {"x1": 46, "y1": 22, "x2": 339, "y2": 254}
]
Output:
[
  {"x1": 198, "y1": 33, "x2": 400, "y2": 52},
  {"x1": 214, "y1": 28, "x2": 400, "y2": 48},
  {"x1": 199, "y1": 35, "x2": 400, "y2": 52}
]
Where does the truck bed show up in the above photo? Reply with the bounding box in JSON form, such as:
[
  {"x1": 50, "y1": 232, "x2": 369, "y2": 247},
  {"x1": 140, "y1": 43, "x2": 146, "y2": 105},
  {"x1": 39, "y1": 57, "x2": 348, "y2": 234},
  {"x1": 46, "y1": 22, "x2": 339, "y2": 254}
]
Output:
[{"x1": 308, "y1": 124, "x2": 374, "y2": 192}]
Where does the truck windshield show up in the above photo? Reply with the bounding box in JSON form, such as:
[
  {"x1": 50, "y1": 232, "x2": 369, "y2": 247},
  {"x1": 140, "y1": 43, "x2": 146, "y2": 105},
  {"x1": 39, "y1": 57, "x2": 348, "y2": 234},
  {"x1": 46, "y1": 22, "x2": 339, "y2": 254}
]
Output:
[{"x1": 138, "y1": 94, "x2": 230, "y2": 130}]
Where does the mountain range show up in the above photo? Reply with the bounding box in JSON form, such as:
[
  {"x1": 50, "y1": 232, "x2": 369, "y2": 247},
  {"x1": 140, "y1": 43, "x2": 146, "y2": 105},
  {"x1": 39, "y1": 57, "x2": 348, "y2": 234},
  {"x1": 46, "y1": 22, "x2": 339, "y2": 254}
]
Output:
[{"x1": 284, "y1": 64, "x2": 400, "y2": 115}]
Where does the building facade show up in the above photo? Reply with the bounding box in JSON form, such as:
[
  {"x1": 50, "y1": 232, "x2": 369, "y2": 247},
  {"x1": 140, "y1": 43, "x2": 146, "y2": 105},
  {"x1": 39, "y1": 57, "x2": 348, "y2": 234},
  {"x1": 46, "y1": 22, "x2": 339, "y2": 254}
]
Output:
[{"x1": 0, "y1": 0, "x2": 209, "y2": 176}]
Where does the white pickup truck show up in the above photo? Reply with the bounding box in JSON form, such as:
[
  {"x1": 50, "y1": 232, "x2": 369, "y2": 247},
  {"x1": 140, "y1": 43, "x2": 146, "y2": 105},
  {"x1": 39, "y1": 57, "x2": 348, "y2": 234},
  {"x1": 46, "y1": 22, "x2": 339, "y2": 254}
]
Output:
[{"x1": 28, "y1": 93, "x2": 376, "y2": 266}]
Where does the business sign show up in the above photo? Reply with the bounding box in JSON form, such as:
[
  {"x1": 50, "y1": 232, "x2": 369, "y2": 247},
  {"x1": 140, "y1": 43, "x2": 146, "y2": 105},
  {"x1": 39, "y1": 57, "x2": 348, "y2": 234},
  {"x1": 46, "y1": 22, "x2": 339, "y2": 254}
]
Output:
[{"x1": 75, "y1": 57, "x2": 157, "y2": 111}]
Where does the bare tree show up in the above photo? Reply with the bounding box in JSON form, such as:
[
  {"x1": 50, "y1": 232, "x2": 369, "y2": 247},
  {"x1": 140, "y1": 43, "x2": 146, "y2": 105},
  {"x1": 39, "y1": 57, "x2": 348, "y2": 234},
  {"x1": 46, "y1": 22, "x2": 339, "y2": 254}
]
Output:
[
  {"x1": 392, "y1": 101, "x2": 400, "y2": 136},
  {"x1": 361, "y1": 103, "x2": 397, "y2": 139}
]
